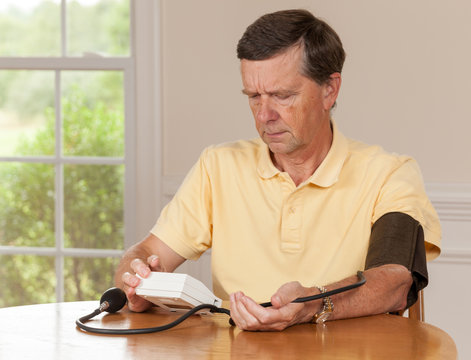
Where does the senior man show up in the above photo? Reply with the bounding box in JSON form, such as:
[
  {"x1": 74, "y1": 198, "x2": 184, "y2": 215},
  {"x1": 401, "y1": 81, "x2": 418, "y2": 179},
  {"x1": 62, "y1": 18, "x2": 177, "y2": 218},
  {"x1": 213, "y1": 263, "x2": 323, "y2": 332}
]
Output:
[{"x1": 115, "y1": 9, "x2": 441, "y2": 331}]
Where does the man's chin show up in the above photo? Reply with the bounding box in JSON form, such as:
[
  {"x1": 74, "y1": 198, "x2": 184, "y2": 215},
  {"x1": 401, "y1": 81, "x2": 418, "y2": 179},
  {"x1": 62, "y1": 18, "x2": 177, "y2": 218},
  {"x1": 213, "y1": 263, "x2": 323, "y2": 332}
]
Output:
[{"x1": 267, "y1": 142, "x2": 291, "y2": 155}]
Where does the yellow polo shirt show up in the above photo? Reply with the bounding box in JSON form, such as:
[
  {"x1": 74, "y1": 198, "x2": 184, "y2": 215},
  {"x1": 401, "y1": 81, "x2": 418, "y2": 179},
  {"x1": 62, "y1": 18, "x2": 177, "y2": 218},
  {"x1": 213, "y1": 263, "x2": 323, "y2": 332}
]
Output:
[{"x1": 152, "y1": 122, "x2": 441, "y2": 302}]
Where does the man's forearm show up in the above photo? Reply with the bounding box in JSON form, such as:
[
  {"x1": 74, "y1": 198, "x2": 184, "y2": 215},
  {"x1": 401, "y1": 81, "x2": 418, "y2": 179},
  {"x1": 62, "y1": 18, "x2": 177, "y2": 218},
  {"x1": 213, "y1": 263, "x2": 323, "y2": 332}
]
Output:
[
  {"x1": 325, "y1": 264, "x2": 412, "y2": 321},
  {"x1": 229, "y1": 263, "x2": 413, "y2": 331}
]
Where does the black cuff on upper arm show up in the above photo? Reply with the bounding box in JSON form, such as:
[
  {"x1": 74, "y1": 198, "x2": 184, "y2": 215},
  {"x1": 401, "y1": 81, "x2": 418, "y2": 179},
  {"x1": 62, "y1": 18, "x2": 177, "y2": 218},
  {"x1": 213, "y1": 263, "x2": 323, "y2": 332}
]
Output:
[{"x1": 365, "y1": 212, "x2": 428, "y2": 308}]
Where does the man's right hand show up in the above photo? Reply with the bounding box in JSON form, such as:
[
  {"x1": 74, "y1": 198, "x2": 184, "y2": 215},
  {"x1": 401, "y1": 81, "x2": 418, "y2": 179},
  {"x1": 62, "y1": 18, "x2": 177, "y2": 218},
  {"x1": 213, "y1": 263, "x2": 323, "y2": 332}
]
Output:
[
  {"x1": 114, "y1": 234, "x2": 187, "y2": 312},
  {"x1": 121, "y1": 254, "x2": 166, "y2": 312}
]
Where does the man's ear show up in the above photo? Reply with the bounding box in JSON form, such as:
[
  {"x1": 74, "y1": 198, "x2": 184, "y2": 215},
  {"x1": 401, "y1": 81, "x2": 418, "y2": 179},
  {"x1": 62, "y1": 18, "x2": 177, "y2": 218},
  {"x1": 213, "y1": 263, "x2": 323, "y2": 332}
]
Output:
[{"x1": 322, "y1": 73, "x2": 342, "y2": 111}]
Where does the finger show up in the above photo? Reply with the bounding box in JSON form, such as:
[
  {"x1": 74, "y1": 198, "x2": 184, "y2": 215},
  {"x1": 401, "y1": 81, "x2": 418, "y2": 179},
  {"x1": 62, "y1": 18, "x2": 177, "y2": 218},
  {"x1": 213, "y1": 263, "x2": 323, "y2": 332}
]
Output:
[
  {"x1": 121, "y1": 272, "x2": 152, "y2": 312},
  {"x1": 229, "y1": 292, "x2": 242, "y2": 326},
  {"x1": 236, "y1": 293, "x2": 279, "y2": 330},
  {"x1": 230, "y1": 292, "x2": 260, "y2": 330},
  {"x1": 231, "y1": 292, "x2": 302, "y2": 331},
  {"x1": 130, "y1": 258, "x2": 151, "y2": 277},
  {"x1": 240, "y1": 295, "x2": 274, "y2": 326},
  {"x1": 122, "y1": 271, "x2": 141, "y2": 288},
  {"x1": 242, "y1": 295, "x2": 303, "y2": 330},
  {"x1": 121, "y1": 273, "x2": 142, "y2": 304},
  {"x1": 127, "y1": 291, "x2": 152, "y2": 312},
  {"x1": 229, "y1": 293, "x2": 241, "y2": 326},
  {"x1": 147, "y1": 254, "x2": 165, "y2": 272},
  {"x1": 230, "y1": 292, "x2": 249, "y2": 328}
]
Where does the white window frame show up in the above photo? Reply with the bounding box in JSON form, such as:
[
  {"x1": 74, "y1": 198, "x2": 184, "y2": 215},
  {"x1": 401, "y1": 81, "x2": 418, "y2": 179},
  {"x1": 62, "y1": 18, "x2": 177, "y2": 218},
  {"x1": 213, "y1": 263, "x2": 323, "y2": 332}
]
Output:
[{"x1": 0, "y1": 0, "x2": 161, "y2": 302}]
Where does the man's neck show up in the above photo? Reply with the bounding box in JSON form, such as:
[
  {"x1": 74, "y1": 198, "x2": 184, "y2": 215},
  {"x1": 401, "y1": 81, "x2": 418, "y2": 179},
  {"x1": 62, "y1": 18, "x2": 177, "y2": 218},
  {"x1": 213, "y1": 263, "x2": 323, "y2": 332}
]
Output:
[{"x1": 271, "y1": 127, "x2": 333, "y2": 187}]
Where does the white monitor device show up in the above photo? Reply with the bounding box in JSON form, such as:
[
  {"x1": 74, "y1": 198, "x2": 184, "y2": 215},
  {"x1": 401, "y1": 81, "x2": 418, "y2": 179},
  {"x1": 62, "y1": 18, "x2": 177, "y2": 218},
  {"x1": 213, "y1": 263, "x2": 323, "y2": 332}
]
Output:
[{"x1": 136, "y1": 272, "x2": 222, "y2": 314}]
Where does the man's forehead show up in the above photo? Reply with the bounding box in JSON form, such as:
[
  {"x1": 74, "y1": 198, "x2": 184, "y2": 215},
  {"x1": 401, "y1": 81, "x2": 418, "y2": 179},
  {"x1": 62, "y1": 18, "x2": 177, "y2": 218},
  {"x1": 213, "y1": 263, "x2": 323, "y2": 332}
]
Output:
[
  {"x1": 240, "y1": 47, "x2": 306, "y2": 85},
  {"x1": 240, "y1": 63, "x2": 310, "y2": 95}
]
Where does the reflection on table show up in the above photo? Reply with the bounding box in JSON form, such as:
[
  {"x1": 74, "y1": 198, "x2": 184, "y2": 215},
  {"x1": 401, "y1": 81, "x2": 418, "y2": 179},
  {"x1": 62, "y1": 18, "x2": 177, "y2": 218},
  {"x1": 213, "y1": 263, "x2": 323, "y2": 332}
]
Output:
[{"x1": 0, "y1": 301, "x2": 457, "y2": 359}]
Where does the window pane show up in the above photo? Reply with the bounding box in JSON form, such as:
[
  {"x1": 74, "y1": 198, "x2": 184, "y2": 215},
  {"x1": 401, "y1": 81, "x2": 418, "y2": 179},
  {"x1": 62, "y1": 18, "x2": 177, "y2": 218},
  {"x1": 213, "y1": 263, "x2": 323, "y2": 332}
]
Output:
[
  {"x1": 67, "y1": 0, "x2": 130, "y2": 56},
  {"x1": 0, "y1": 70, "x2": 55, "y2": 156},
  {"x1": 62, "y1": 71, "x2": 124, "y2": 157},
  {"x1": 0, "y1": 255, "x2": 55, "y2": 307},
  {"x1": 64, "y1": 164, "x2": 124, "y2": 249},
  {"x1": 64, "y1": 256, "x2": 120, "y2": 301},
  {"x1": 0, "y1": 163, "x2": 55, "y2": 247},
  {"x1": 0, "y1": 1, "x2": 60, "y2": 56}
]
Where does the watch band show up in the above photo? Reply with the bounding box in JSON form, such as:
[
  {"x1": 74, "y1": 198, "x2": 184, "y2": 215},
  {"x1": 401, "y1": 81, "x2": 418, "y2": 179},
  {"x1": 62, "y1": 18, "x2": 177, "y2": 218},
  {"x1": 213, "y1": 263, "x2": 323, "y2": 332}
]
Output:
[{"x1": 312, "y1": 286, "x2": 334, "y2": 324}]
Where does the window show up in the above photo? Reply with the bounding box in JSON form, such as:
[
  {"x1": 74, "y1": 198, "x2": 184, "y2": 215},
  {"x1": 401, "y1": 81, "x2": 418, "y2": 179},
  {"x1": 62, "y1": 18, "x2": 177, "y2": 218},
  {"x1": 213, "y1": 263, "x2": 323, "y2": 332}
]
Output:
[{"x1": 0, "y1": 0, "x2": 138, "y2": 306}]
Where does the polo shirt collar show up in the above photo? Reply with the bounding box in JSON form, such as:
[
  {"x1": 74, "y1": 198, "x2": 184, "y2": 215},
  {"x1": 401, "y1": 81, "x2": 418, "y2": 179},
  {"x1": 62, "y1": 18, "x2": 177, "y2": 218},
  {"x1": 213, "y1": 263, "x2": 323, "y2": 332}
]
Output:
[
  {"x1": 308, "y1": 120, "x2": 348, "y2": 187},
  {"x1": 257, "y1": 120, "x2": 349, "y2": 188}
]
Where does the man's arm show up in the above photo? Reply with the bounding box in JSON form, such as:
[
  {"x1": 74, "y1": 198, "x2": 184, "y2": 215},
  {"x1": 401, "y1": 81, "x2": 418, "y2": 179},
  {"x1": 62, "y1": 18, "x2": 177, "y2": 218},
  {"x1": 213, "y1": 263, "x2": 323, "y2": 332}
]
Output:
[
  {"x1": 229, "y1": 263, "x2": 412, "y2": 331},
  {"x1": 114, "y1": 233, "x2": 186, "y2": 312}
]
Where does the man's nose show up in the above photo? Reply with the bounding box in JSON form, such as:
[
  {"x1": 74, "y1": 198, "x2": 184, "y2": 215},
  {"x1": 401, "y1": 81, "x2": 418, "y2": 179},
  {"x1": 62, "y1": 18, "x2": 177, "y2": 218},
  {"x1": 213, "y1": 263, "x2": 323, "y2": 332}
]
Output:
[{"x1": 256, "y1": 98, "x2": 279, "y2": 123}]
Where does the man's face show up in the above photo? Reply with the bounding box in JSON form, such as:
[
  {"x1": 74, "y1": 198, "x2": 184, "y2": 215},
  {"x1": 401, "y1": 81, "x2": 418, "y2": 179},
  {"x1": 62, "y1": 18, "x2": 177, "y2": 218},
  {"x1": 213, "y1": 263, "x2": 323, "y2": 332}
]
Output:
[{"x1": 241, "y1": 45, "x2": 336, "y2": 157}]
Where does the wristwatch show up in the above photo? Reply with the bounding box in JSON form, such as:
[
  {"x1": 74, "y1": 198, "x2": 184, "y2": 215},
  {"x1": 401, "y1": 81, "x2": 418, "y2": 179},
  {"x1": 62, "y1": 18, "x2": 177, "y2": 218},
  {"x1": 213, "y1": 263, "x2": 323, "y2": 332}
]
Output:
[{"x1": 312, "y1": 286, "x2": 334, "y2": 324}]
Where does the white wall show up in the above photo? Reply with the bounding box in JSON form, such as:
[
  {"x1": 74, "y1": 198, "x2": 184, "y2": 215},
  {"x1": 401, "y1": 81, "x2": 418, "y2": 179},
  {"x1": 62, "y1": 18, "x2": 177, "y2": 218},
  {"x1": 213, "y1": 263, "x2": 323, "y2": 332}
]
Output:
[
  {"x1": 158, "y1": 0, "x2": 471, "y2": 357},
  {"x1": 161, "y1": 0, "x2": 471, "y2": 182}
]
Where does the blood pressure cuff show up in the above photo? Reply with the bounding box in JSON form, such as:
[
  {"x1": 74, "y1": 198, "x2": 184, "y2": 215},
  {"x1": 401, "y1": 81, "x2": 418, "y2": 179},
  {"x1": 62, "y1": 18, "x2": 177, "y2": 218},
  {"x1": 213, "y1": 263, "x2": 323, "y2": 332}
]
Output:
[{"x1": 365, "y1": 212, "x2": 428, "y2": 309}]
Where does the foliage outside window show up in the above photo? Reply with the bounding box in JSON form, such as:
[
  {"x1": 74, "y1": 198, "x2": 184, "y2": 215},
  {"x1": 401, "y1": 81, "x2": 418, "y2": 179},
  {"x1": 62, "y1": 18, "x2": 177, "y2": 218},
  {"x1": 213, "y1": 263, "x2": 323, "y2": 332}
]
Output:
[{"x1": 0, "y1": 0, "x2": 130, "y2": 307}]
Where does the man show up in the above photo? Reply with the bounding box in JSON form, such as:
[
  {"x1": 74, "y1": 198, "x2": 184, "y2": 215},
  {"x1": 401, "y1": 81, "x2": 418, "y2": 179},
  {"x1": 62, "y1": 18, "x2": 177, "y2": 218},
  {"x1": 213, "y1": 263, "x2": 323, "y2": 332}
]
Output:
[{"x1": 115, "y1": 9, "x2": 441, "y2": 331}]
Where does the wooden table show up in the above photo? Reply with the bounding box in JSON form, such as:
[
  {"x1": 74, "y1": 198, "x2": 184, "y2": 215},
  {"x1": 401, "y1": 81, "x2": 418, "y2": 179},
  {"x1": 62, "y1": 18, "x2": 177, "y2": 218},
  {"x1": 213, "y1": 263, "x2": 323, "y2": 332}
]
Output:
[{"x1": 0, "y1": 301, "x2": 457, "y2": 359}]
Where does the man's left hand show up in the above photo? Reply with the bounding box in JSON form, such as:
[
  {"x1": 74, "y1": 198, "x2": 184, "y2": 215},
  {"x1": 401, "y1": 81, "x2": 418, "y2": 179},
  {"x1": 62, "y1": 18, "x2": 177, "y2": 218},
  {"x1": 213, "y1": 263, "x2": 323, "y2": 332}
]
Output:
[{"x1": 229, "y1": 281, "x2": 318, "y2": 331}]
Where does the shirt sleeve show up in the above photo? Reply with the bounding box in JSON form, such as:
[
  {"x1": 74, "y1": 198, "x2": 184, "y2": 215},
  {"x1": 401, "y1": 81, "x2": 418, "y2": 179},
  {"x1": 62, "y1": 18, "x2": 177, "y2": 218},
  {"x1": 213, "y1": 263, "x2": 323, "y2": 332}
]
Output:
[
  {"x1": 151, "y1": 147, "x2": 213, "y2": 260},
  {"x1": 372, "y1": 157, "x2": 441, "y2": 261}
]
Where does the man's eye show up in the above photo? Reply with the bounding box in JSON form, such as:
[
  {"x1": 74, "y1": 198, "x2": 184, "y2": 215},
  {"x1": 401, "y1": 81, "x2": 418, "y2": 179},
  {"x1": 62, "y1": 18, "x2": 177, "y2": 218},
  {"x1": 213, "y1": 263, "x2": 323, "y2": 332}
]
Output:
[{"x1": 275, "y1": 94, "x2": 291, "y2": 100}]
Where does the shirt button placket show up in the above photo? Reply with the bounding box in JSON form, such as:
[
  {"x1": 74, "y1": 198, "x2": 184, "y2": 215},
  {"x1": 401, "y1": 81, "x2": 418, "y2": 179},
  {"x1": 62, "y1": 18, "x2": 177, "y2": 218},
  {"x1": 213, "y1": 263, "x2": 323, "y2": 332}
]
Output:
[{"x1": 281, "y1": 183, "x2": 302, "y2": 252}]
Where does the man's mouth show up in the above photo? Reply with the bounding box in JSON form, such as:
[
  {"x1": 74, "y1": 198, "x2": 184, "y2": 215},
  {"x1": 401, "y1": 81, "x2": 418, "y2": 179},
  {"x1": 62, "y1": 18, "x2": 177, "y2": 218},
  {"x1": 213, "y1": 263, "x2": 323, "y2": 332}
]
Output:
[
  {"x1": 265, "y1": 130, "x2": 286, "y2": 136},
  {"x1": 265, "y1": 131, "x2": 287, "y2": 138}
]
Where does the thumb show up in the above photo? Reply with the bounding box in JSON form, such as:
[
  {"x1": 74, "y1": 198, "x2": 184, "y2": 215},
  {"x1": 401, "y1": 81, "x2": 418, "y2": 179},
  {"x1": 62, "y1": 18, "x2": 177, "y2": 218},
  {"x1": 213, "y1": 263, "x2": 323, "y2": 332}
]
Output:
[{"x1": 271, "y1": 281, "x2": 304, "y2": 309}]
